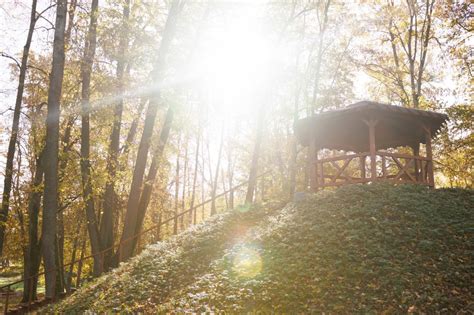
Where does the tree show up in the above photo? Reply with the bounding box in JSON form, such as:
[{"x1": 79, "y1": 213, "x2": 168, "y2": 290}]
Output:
[
  {"x1": 211, "y1": 124, "x2": 224, "y2": 214},
  {"x1": 80, "y1": 0, "x2": 102, "y2": 276},
  {"x1": 100, "y1": 0, "x2": 130, "y2": 271},
  {"x1": 357, "y1": 0, "x2": 436, "y2": 108},
  {"x1": 22, "y1": 147, "x2": 43, "y2": 302},
  {"x1": 134, "y1": 107, "x2": 174, "y2": 249},
  {"x1": 118, "y1": 0, "x2": 183, "y2": 262},
  {"x1": 310, "y1": 0, "x2": 332, "y2": 113},
  {"x1": 245, "y1": 105, "x2": 265, "y2": 204},
  {"x1": 189, "y1": 124, "x2": 201, "y2": 220},
  {"x1": 436, "y1": 104, "x2": 473, "y2": 188},
  {"x1": 0, "y1": 0, "x2": 38, "y2": 256},
  {"x1": 439, "y1": 1, "x2": 473, "y2": 78},
  {"x1": 42, "y1": 0, "x2": 68, "y2": 299}
]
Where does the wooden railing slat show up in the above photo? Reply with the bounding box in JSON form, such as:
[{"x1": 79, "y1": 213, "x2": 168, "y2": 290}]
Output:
[{"x1": 315, "y1": 151, "x2": 431, "y2": 188}]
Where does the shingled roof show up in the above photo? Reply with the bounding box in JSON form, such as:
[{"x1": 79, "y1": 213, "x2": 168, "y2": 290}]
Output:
[{"x1": 295, "y1": 101, "x2": 448, "y2": 152}]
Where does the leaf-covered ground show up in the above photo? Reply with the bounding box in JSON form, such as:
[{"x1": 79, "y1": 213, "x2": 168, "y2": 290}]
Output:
[{"x1": 50, "y1": 184, "x2": 473, "y2": 313}]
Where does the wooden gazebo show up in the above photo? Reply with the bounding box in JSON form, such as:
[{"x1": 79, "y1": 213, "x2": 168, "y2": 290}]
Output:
[{"x1": 295, "y1": 101, "x2": 448, "y2": 190}]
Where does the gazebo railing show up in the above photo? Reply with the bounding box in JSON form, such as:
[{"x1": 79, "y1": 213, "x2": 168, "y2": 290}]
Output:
[{"x1": 313, "y1": 151, "x2": 432, "y2": 189}]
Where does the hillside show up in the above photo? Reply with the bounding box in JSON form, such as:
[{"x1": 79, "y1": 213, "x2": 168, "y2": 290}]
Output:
[{"x1": 50, "y1": 184, "x2": 473, "y2": 313}]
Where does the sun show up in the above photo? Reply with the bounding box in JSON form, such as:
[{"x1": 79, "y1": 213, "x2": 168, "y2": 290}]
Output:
[{"x1": 189, "y1": 3, "x2": 277, "y2": 119}]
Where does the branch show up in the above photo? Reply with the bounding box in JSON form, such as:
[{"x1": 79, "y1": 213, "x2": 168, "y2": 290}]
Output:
[
  {"x1": 0, "y1": 108, "x2": 12, "y2": 115},
  {"x1": 27, "y1": 64, "x2": 48, "y2": 76},
  {"x1": 0, "y1": 52, "x2": 21, "y2": 68},
  {"x1": 35, "y1": 3, "x2": 56, "y2": 22}
]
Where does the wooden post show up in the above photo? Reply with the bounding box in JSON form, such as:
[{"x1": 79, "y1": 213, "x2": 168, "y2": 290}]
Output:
[
  {"x1": 364, "y1": 119, "x2": 378, "y2": 181},
  {"x1": 424, "y1": 126, "x2": 435, "y2": 187},
  {"x1": 412, "y1": 143, "x2": 420, "y2": 182},
  {"x1": 420, "y1": 160, "x2": 426, "y2": 183}
]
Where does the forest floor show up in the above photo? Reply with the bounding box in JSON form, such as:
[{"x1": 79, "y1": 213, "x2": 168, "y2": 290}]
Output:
[{"x1": 47, "y1": 183, "x2": 473, "y2": 313}]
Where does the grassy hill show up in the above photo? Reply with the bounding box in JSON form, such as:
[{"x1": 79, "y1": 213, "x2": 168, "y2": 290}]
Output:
[{"x1": 50, "y1": 184, "x2": 473, "y2": 313}]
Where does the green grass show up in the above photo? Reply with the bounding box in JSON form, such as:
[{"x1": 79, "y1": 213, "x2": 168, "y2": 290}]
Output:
[
  {"x1": 0, "y1": 266, "x2": 22, "y2": 292},
  {"x1": 0, "y1": 276, "x2": 22, "y2": 293},
  {"x1": 50, "y1": 184, "x2": 473, "y2": 313}
]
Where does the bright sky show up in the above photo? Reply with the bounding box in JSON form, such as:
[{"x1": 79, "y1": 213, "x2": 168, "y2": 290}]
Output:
[
  {"x1": 0, "y1": 0, "x2": 56, "y2": 177},
  {"x1": 188, "y1": 2, "x2": 284, "y2": 120},
  {"x1": 1, "y1": 0, "x2": 56, "y2": 110}
]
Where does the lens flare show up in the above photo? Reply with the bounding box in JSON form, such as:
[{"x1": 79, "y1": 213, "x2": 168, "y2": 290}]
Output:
[{"x1": 232, "y1": 246, "x2": 262, "y2": 279}]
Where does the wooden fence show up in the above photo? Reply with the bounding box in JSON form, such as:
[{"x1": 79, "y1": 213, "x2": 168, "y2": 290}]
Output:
[{"x1": 314, "y1": 151, "x2": 433, "y2": 188}]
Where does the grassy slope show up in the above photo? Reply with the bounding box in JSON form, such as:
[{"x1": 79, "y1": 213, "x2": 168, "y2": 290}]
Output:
[{"x1": 52, "y1": 184, "x2": 473, "y2": 313}]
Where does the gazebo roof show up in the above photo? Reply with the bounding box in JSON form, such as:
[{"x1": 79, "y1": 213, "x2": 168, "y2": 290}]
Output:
[{"x1": 295, "y1": 101, "x2": 448, "y2": 152}]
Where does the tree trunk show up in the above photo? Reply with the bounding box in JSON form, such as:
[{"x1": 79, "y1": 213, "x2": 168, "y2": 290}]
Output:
[
  {"x1": 54, "y1": 235, "x2": 65, "y2": 294},
  {"x1": 55, "y1": 116, "x2": 74, "y2": 294},
  {"x1": 100, "y1": 0, "x2": 130, "y2": 271},
  {"x1": 200, "y1": 139, "x2": 205, "y2": 222},
  {"x1": 174, "y1": 134, "x2": 180, "y2": 235},
  {"x1": 388, "y1": 13, "x2": 409, "y2": 106},
  {"x1": 221, "y1": 169, "x2": 228, "y2": 208},
  {"x1": 227, "y1": 145, "x2": 234, "y2": 209},
  {"x1": 65, "y1": 0, "x2": 77, "y2": 43},
  {"x1": 189, "y1": 126, "x2": 201, "y2": 222},
  {"x1": 0, "y1": 0, "x2": 38, "y2": 256},
  {"x1": 155, "y1": 213, "x2": 162, "y2": 242},
  {"x1": 288, "y1": 135, "x2": 298, "y2": 197},
  {"x1": 80, "y1": 0, "x2": 102, "y2": 277},
  {"x1": 22, "y1": 151, "x2": 43, "y2": 303},
  {"x1": 181, "y1": 134, "x2": 188, "y2": 225},
  {"x1": 65, "y1": 217, "x2": 82, "y2": 293},
  {"x1": 118, "y1": 0, "x2": 181, "y2": 262},
  {"x1": 211, "y1": 125, "x2": 224, "y2": 215},
  {"x1": 289, "y1": 51, "x2": 302, "y2": 197},
  {"x1": 54, "y1": 5, "x2": 77, "y2": 285},
  {"x1": 134, "y1": 107, "x2": 174, "y2": 247},
  {"x1": 42, "y1": 0, "x2": 67, "y2": 299},
  {"x1": 415, "y1": 0, "x2": 435, "y2": 109},
  {"x1": 311, "y1": 0, "x2": 331, "y2": 113},
  {"x1": 75, "y1": 235, "x2": 86, "y2": 288},
  {"x1": 121, "y1": 99, "x2": 146, "y2": 157},
  {"x1": 245, "y1": 105, "x2": 265, "y2": 204}
]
